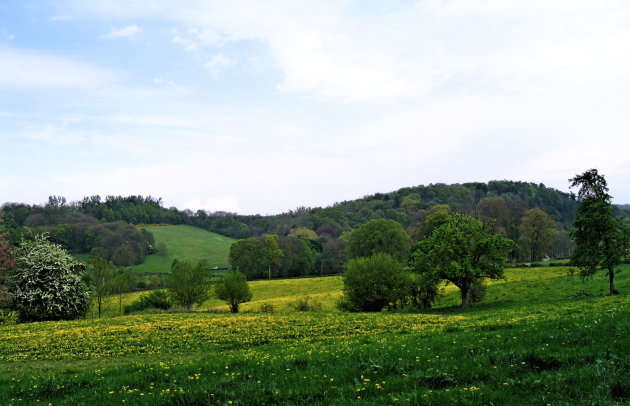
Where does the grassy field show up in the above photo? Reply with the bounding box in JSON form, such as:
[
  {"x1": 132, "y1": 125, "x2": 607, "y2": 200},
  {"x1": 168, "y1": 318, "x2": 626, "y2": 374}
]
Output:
[
  {"x1": 2, "y1": 265, "x2": 630, "y2": 405},
  {"x1": 130, "y1": 225, "x2": 235, "y2": 274},
  {"x1": 88, "y1": 274, "x2": 344, "y2": 318}
]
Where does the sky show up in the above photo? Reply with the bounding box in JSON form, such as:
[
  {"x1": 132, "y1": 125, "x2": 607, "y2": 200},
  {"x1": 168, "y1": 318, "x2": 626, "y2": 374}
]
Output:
[{"x1": 1, "y1": 1, "x2": 630, "y2": 215}]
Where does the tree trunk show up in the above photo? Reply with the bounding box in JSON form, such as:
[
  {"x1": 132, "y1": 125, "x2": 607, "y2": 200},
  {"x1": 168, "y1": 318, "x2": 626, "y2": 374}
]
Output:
[
  {"x1": 461, "y1": 287, "x2": 469, "y2": 310},
  {"x1": 609, "y1": 268, "x2": 617, "y2": 295}
]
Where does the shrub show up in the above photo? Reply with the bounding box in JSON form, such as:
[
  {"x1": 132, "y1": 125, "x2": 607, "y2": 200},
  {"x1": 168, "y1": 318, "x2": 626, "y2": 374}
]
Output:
[
  {"x1": 124, "y1": 290, "x2": 170, "y2": 314},
  {"x1": 8, "y1": 234, "x2": 89, "y2": 322},
  {"x1": 340, "y1": 253, "x2": 411, "y2": 312},
  {"x1": 469, "y1": 279, "x2": 487, "y2": 303},
  {"x1": 407, "y1": 272, "x2": 442, "y2": 310},
  {"x1": 259, "y1": 303, "x2": 275, "y2": 313},
  {"x1": 289, "y1": 296, "x2": 322, "y2": 312},
  {"x1": 166, "y1": 261, "x2": 211, "y2": 311},
  {"x1": 214, "y1": 270, "x2": 252, "y2": 313}
]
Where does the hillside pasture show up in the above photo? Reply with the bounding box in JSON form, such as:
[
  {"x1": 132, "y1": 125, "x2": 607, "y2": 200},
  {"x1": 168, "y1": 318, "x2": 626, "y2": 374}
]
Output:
[
  {"x1": 1, "y1": 265, "x2": 630, "y2": 405},
  {"x1": 130, "y1": 225, "x2": 235, "y2": 274}
]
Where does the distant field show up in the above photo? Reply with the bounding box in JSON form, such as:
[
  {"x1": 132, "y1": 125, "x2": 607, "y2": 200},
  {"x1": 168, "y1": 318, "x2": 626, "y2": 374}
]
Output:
[
  {"x1": 129, "y1": 225, "x2": 235, "y2": 274},
  {"x1": 88, "y1": 274, "x2": 344, "y2": 318},
  {"x1": 3, "y1": 265, "x2": 630, "y2": 405}
]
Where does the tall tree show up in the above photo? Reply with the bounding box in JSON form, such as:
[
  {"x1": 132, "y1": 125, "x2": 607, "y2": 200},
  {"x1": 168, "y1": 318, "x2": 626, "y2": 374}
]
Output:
[
  {"x1": 519, "y1": 208, "x2": 557, "y2": 262},
  {"x1": 410, "y1": 214, "x2": 513, "y2": 309},
  {"x1": 569, "y1": 169, "x2": 629, "y2": 295}
]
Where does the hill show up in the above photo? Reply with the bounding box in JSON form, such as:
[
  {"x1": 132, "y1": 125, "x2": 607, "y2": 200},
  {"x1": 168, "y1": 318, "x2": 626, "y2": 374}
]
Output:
[
  {"x1": 129, "y1": 225, "x2": 235, "y2": 275},
  {"x1": 2, "y1": 265, "x2": 629, "y2": 404}
]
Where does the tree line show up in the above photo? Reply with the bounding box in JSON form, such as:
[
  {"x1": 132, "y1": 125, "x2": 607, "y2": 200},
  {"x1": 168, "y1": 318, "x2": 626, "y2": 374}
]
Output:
[{"x1": 2, "y1": 180, "x2": 628, "y2": 271}]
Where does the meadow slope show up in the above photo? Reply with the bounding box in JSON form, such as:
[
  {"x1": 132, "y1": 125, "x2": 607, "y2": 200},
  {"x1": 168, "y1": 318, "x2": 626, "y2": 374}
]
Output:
[
  {"x1": 130, "y1": 225, "x2": 235, "y2": 274},
  {"x1": 1, "y1": 266, "x2": 629, "y2": 405}
]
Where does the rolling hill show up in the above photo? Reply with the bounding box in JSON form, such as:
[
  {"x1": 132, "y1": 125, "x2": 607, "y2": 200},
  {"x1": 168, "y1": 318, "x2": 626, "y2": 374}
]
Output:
[{"x1": 129, "y1": 224, "x2": 235, "y2": 274}]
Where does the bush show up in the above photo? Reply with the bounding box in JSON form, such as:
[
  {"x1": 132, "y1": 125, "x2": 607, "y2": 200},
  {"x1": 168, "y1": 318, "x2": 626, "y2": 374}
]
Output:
[
  {"x1": 469, "y1": 279, "x2": 487, "y2": 303},
  {"x1": 340, "y1": 253, "x2": 411, "y2": 312},
  {"x1": 259, "y1": 303, "x2": 275, "y2": 313},
  {"x1": 214, "y1": 270, "x2": 252, "y2": 313},
  {"x1": 289, "y1": 296, "x2": 322, "y2": 312},
  {"x1": 8, "y1": 234, "x2": 90, "y2": 322},
  {"x1": 124, "y1": 290, "x2": 170, "y2": 314},
  {"x1": 407, "y1": 272, "x2": 442, "y2": 310},
  {"x1": 166, "y1": 261, "x2": 211, "y2": 311}
]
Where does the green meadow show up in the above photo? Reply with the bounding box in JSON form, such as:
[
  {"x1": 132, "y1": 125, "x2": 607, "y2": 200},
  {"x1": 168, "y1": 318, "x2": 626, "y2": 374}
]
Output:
[
  {"x1": 131, "y1": 225, "x2": 235, "y2": 274},
  {"x1": 2, "y1": 265, "x2": 630, "y2": 405}
]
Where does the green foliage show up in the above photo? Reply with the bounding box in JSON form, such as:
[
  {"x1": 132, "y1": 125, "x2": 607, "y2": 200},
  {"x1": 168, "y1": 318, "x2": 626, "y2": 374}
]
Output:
[
  {"x1": 0, "y1": 232, "x2": 16, "y2": 322},
  {"x1": 214, "y1": 270, "x2": 252, "y2": 313},
  {"x1": 264, "y1": 235, "x2": 283, "y2": 279},
  {"x1": 340, "y1": 253, "x2": 411, "y2": 312},
  {"x1": 8, "y1": 234, "x2": 89, "y2": 322},
  {"x1": 86, "y1": 256, "x2": 114, "y2": 318},
  {"x1": 423, "y1": 204, "x2": 452, "y2": 237},
  {"x1": 347, "y1": 219, "x2": 411, "y2": 262},
  {"x1": 229, "y1": 237, "x2": 267, "y2": 279},
  {"x1": 110, "y1": 269, "x2": 133, "y2": 315},
  {"x1": 259, "y1": 303, "x2": 275, "y2": 313},
  {"x1": 166, "y1": 261, "x2": 211, "y2": 311},
  {"x1": 411, "y1": 214, "x2": 513, "y2": 309},
  {"x1": 519, "y1": 208, "x2": 557, "y2": 261},
  {"x1": 123, "y1": 290, "x2": 170, "y2": 314},
  {"x1": 569, "y1": 172, "x2": 630, "y2": 294},
  {"x1": 406, "y1": 271, "x2": 442, "y2": 310}
]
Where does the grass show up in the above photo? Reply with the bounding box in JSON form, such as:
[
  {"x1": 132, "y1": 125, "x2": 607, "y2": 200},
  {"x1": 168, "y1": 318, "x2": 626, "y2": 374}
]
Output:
[
  {"x1": 2, "y1": 265, "x2": 630, "y2": 405},
  {"x1": 130, "y1": 225, "x2": 235, "y2": 274},
  {"x1": 88, "y1": 274, "x2": 343, "y2": 318}
]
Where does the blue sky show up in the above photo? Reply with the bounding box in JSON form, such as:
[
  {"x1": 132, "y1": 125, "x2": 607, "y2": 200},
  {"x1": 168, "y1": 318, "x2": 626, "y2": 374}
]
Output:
[{"x1": 1, "y1": 1, "x2": 630, "y2": 214}]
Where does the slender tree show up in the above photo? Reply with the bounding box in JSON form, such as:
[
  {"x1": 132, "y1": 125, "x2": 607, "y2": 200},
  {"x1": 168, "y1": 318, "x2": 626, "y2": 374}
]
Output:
[
  {"x1": 569, "y1": 169, "x2": 629, "y2": 295},
  {"x1": 87, "y1": 256, "x2": 114, "y2": 318}
]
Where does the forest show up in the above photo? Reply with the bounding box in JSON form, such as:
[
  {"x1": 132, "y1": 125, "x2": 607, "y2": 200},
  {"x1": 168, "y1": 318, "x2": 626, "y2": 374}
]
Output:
[{"x1": 2, "y1": 180, "x2": 629, "y2": 273}]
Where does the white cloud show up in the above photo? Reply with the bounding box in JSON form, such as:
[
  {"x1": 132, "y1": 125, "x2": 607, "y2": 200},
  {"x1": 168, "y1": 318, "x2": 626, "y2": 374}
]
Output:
[
  {"x1": 101, "y1": 24, "x2": 142, "y2": 39},
  {"x1": 204, "y1": 53, "x2": 233, "y2": 76},
  {"x1": 172, "y1": 35, "x2": 199, "y2": 51},
  {"x1": 0, "y1": 47, "x2": 114, "y2": 88},
  {"x1": 66, "y1": 1, "x2": 630, "y2": 102}
]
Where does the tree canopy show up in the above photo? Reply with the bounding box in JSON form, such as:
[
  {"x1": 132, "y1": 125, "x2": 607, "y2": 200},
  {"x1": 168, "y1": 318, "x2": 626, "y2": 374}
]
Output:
[
  {"x1": 410, "y1": 214, "x2": 513, "y2": 309},
  {"x1": 347, "y1": 219, "x2": 411, "y2": 262}
]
